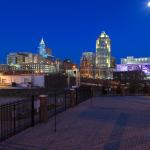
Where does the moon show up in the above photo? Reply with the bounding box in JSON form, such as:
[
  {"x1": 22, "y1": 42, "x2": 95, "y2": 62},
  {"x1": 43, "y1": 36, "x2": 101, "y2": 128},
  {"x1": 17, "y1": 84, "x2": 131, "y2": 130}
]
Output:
[{"x1": 148, "y1": 1, "x2": 150, "y2": 7}]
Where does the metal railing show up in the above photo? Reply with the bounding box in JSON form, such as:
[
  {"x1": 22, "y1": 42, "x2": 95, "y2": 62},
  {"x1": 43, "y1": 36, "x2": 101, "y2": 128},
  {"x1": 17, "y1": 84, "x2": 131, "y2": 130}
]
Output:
[
  {"x1": 90, "y1": 86, "x2": 150, "y2": 97},
  {"x1": 0, "y1": 86, "x2": 92, "y2": 142},
  {"x1": 0, "y1": 99, "x2": 33, "y2": 142}
]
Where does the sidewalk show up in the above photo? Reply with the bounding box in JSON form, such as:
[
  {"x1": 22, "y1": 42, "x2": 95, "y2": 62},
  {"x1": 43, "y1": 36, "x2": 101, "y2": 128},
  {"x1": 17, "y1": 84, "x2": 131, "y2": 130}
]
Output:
[{"x1": 1, "y1": 96, "x2": 150, "y2": 150}]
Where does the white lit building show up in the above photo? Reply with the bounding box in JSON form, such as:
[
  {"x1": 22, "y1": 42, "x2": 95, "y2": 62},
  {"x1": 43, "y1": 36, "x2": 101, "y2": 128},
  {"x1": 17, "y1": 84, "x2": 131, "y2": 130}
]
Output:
[
  {"x1": 7, "y1": 52, "x2": 34, "y2": 65},
  {"x1": 20, "y1": 62, "x2": 58, "y2": 74},
  {"x1": 0, "y1": 74, "x2": 45, "y2": 87},
  {"x1": 0, "y1": 64, "x2": 11, "y2": 72},
  {"x1": 116, "y1": 56, "x2": 150, "y2": 80},
  {"x1": 121, "y1": 56, "x2": 150, "y2": 64},
  {"x1": 95, "y1": 31, "x2": 113, "y2": 79},
  {"x1": 96, "y1": 31, "x2": 111, "y2": 68},
  {"x1": 6, "y1": 49, "x2": 58, "y2": 74}
]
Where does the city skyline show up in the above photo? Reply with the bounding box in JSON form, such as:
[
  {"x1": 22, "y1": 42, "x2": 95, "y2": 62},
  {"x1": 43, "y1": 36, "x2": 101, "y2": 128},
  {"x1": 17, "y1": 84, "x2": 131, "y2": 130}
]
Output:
[{"x1": 0, "y1": 0, "x2": 150, "y2": 64}]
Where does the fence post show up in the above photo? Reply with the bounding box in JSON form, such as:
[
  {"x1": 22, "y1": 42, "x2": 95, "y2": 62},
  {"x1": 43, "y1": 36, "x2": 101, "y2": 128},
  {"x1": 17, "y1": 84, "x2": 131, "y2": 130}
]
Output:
[
  {"x1": 39, "y1": 95, "x2": 48, "y2": 122},
  {"x1": 13, "y1": 104, "x2": 16, "y2": 135},
  {"x1": 76, "y1": 88, "x2": 78, "y2": 105},
  {"x1": 90, "y1": 86, "x2": 93, "y2": 105},
  {"x1": 0, "y1": 106, "x2": 3, "y2": 141},
  {"x1": 54, "y1": 92, "x2": 57, "y2": 132},
  {"x1": 31, "y1": 95, "x2": 35, "y2": 127},
  {"x1": 70, "y1": 89, "x2": 76, "y2": 107},
  {"x1": 64, "y1": 90, "x2": 67, "y2": 111}
]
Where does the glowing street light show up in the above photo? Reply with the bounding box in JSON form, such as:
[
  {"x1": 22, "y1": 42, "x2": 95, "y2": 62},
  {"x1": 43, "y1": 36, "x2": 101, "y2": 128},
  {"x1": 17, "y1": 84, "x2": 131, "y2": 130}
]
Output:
[{"x1": 148, "y1": 1, "x2": 150, "y2": 7}]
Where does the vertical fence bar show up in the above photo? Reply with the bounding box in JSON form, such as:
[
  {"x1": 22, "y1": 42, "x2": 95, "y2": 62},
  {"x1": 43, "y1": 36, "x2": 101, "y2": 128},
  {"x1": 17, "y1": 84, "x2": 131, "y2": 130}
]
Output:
[
  {"x1": 54, "y1": 92, "x2": 57, "y2": 132},
  {"x1": 13, "y1": 104, "x2": 16, "y2": 135},
  {"x1": 31, "y1": 95, "x2": 35, "y2": 127},
  {"x1": 0, "y1": 105, "x2": 2, "y2": 141},
  {"x1": 4, "y1": 105, "x2": 6, "y2": 140},
  {"x1": 65, "y1": 90, "x2": 67, "y2": 111},
  {"x1": 6, "y1": 104, "x2": 9, "y2": 138},
  {"x1": 76, "y1": 88, "x2": 78, "y2": 105},
  {"x1": 10, "y1": 104, "x2": 13, "y2": 137},
  {"x1": 69, "y1": 92, "x2": 71, "y2": 108}
]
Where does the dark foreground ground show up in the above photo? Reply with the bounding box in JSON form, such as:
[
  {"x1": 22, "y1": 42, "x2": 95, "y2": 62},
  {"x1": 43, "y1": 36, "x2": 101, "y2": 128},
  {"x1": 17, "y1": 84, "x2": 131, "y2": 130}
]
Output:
[{"x1": 1, "y1": 96, "x2": 150, "y2": 150}]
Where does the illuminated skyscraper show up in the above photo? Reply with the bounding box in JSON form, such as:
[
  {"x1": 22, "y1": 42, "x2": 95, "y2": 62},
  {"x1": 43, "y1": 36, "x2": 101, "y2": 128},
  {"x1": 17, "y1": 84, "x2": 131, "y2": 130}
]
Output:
[
  {"x1": 38, "y1": 38, "x2": 47, "y2": 58},
  {"x1": 80, "y1": 52, "x2": 95, "y2": 78},
  {"x1": 81, "y1": 52, "x2": 95, "y2": 66},
  {"x1": 38, "y1": 38, "x2": 53, "y2": 59},
  {"x1": 95, "y1": 31, "x2": 113, "y2": 79},
  {"x1": 96, "y1": 31, "x2": 111, "y2": 68}
]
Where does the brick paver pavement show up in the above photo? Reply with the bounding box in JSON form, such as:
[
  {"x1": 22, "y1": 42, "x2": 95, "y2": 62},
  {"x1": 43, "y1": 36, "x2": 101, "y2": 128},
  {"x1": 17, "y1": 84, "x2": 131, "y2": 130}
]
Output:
[{"x1": 1, "y1": 96, "x2": 150, "y2": 150}]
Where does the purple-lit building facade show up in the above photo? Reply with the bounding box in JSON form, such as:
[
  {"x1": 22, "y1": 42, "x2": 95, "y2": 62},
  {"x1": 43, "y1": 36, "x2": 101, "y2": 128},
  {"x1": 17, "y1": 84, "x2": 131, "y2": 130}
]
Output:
[
  {"x1": 116, "y1": 56, "x2": 150, "y2": 80},
  {"x1": 116, "y1": 64, "x2": 150, "y2": 76},
  {"x1": 117, "y1": 64, "x2": 150, "y2": 72}
]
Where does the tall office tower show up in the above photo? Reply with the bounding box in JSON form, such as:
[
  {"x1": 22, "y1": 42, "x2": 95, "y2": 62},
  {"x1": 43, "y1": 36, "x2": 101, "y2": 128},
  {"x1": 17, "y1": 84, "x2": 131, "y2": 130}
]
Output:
[
  {"x1": 95, "y1": 31, "x2": 113, "y2": 79},
  {"x1": 81, "y1": 52, "x2": 95, "y2": 66},
  {"x1": 96, "y1": 31, "x2": 111, "y2": 68},
  {"x1": 39, "y1": 38, "x2": 46, "y2": 58},
  {"x1": 80, "y1": 52, "x2": 95, "y2": 78},
  {"x1": 38, "y1": 38, "x2": 52, "y2": 58}
]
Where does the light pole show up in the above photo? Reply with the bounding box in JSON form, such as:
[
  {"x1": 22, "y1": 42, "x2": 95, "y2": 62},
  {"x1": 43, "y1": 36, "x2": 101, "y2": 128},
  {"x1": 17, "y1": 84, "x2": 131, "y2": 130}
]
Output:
[
  {"x1": 75, "y1": 69, "x2": 80, "y2": 87},
  {"x1": 72, "y1": 66, "x2": 80, "y2": 87},
  {"x1": 67, "y1": 71, "x2": 70, "y2": 89}
]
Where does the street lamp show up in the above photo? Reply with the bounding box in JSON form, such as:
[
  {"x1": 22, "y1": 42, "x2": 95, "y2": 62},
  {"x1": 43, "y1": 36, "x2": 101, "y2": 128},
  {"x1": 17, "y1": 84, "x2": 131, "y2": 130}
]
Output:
[{"x1": 147, "y1": 1, "x2": 150, "y2": 7}]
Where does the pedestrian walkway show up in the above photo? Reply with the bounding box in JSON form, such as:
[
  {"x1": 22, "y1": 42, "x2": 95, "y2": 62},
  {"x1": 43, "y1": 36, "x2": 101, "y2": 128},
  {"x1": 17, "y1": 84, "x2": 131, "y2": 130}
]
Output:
[{"x1": 1, "y1": 96, "x2": 150, "y2": 150}]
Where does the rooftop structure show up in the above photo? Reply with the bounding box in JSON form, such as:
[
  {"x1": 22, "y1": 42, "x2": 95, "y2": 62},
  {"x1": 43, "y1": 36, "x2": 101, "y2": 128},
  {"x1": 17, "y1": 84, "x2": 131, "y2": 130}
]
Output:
[{"x1": 121, "y1": 56, "x2": 150, "y2": 64}]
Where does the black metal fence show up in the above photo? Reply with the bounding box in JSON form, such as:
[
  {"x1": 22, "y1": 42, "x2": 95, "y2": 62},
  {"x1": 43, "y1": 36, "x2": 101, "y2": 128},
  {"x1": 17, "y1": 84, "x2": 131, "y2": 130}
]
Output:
[
  {"x1": 47, "y1": 86, "x2": 92, "y2": 116},
  {"x1": 90, "y1": 85, "x2": 150, "y2": 97},
  {"x1": 0, "y1": 99, "x2": 33, "y2": 142},
  {"x1": 0, "y1": 86, "x2": 92, "y2": 142}
]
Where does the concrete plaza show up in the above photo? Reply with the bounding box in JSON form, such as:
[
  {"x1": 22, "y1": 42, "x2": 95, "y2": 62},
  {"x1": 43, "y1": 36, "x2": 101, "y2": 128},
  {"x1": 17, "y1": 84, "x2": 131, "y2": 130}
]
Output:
[{"x1": 1, "y1": 96, "x2": 150, "y2": 150}]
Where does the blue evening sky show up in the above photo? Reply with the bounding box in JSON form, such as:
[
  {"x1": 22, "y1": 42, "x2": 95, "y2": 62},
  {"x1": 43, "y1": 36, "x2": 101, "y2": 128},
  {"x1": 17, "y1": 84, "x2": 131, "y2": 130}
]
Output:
[{"x1": 0, "y1": 0, "x2": 150, "y2": 64}]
